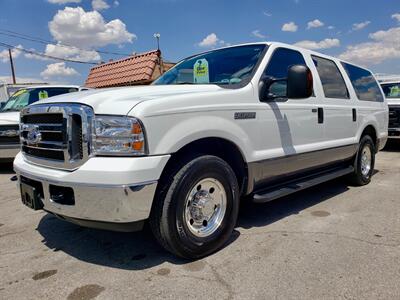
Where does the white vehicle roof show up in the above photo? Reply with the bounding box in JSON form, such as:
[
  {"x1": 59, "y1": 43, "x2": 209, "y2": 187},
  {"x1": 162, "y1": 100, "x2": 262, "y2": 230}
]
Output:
[
  {"x1": 21, "y1": 85, "x2": 86, "y2": 90},
  {"x1": 379, "y1": 81, "x2": 400, "y2": 85}
]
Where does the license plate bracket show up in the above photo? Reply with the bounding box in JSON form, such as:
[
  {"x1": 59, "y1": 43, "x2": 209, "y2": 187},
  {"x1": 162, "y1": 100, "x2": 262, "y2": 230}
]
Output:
[{"x1": 20, "y1": 182, "x2": 43, "y2": 210}]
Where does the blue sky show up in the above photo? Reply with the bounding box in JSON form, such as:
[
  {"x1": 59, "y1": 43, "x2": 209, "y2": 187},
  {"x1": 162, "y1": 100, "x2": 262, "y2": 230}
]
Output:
[{"x1": 0, "y1": 0, "x2": 399, "y2": 85}]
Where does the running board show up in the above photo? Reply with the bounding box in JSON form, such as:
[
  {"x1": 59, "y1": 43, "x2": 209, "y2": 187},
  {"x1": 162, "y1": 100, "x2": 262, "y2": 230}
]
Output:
[{"x1": 253, "y1": 166, "x2": 354, "y2": 204}]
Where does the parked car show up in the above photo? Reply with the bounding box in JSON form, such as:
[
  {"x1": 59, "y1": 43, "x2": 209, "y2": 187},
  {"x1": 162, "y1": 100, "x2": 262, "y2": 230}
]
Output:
[
  {"x1": 0, "y1": 85, "x2": 90, "y2": 162},
  {"x1": 0, "y1": 83, "x2": 48, "y2": 109},
  {"x1": 380, "y1": 81, "x2": 400, "y2": 139},
  {"x1": 14, "y1": 42, "x2": 388, "y2": 258}
]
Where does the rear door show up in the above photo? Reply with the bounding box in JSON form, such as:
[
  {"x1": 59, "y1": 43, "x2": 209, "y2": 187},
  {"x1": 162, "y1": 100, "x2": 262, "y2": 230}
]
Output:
[{"x1": 311, "y1": 55, "x2": 357, "y2": 147}]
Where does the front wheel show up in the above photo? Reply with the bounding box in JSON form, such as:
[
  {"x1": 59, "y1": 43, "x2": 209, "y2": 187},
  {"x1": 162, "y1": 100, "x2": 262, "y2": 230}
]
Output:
[
  {"x1": 348, "y1": 135, "x2": 376, "y2": 186},
  {"x1": 150, "y1": 155, "x2": 239, "y2": 259}
]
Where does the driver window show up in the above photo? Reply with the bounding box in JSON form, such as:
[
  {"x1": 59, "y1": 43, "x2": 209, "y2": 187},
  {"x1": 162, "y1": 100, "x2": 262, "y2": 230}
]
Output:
[{"x1": 263, "y1": 48, "x2": 307, "y2": 98}]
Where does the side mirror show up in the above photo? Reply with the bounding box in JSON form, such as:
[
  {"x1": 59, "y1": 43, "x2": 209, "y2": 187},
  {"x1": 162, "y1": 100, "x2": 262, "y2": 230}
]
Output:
[{"x1": 287, "y1": 65, "x2": 313, "y2": 99}]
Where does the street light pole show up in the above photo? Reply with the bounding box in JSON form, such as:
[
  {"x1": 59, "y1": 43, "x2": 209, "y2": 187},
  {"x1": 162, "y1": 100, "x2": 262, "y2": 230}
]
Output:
[
  {"x1": 8, "y1": 48, "x2": 16, "y2": 84},
  {"x1": 153, "y1": 33, "x2": 160, "y2": 51}
]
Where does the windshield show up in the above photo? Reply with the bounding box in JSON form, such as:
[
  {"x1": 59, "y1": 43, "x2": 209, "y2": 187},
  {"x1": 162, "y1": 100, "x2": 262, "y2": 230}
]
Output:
[
  {"x1": 381, "y1": 83, "x2": 400, "y2": 99},
  {"x1": 0, "y1": 87, "x2": 78, "y2": 112},
  {"x1": 153, "y1": 45, "x2": 266, "y2": 87}
]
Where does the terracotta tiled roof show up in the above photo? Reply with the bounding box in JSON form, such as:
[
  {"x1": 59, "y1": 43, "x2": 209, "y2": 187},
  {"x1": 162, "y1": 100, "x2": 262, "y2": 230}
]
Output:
[{"x1": 85, "y1": 50, "x2": 161, "y2": 88}]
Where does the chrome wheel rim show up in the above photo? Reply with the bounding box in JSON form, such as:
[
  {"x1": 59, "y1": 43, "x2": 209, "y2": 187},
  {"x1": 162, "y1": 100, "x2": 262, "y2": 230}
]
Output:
[
  {"x1": 184, "y1": 178, "x2": 227, "y2": 238},
  {"x1": 360, "y1": 145, "x2": 372, "y2": 176}
]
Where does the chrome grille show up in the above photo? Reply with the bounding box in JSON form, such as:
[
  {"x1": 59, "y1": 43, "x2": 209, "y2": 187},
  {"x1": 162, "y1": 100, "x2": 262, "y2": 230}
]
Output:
[
  {"x1": 0, "y1": 125, "x2": 20, "y2": 144},
  {"x1": 20, "y1": 104, "x2": 94, "y2": 170},
  {"x1": 389, "y1": 106, "x2": 400, "y2": 129}
]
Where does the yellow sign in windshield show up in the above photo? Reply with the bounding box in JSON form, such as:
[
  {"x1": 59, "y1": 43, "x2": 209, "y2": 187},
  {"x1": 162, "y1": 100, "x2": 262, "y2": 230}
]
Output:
[
  {"x1": 12, "y1": 89, "x2": 27, "y2": 98},
  {"x1": 38, "y1": 90, "x2": 49, "y2": 99}
]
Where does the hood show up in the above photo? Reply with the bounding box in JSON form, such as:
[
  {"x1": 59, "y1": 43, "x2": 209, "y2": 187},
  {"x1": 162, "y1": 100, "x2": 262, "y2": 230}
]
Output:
[
  {"x1": 0, "y1": 111, "x2": 19, "y2": 125},
  {"x1": 387, "y1": 98, "x2": 400, "y2": 106},
  {"x1": 34, "y1": 85, "x2": 225, "y2": 115}
]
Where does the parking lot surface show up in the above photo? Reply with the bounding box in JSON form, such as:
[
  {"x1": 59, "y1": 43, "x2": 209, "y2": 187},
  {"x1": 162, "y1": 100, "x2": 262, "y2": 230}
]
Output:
[{"x1": 0, "y1": 142, "x2": 399, "y2": 300}]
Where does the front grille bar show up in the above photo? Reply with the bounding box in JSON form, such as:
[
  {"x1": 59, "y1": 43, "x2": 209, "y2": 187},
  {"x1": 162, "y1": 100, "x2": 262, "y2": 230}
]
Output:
[{"x1": 20, "y1": 103, "x2": 94, "y2": 170}]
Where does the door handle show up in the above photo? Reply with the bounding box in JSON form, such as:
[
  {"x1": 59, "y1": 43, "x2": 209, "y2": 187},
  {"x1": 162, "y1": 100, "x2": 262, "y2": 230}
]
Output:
[
  {"x1": 352, "y1": 108, "x2": 357, "y2": 122},
  {"x1": 318, "y1": 107, "x2": 324, "y2": 124}
]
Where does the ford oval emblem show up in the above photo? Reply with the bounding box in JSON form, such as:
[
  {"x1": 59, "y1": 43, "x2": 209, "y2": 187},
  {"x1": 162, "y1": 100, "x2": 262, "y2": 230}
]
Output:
[{"x1": 26, "y1": 125, "x2": 42, "y2": 145}]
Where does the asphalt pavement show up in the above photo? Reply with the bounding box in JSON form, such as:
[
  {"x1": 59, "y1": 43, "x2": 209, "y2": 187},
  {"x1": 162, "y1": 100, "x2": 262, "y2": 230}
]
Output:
[{"x1": 0, "y1": 141, "x2": 399, "y2": 299}]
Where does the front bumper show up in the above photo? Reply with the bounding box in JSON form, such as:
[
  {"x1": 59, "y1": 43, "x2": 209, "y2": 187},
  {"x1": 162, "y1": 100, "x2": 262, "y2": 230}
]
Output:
[
  {"x1": 0, "y1": 145, "x2": 20, "y2": 161},
  {"x1": 14, "y1": 153, "x2": 170, "y2": 231}
]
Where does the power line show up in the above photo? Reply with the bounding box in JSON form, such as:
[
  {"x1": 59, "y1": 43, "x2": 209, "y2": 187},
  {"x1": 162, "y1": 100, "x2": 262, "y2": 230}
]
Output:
[
  {"x1": 0, "y1": 29, "x2": 132, "y2": 57},
  {"x1": 0, "y1": 42, "x2": 97, "y2": 65}
]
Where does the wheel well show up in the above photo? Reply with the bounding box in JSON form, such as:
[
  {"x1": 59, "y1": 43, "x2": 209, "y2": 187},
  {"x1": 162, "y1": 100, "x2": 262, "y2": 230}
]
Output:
[
  {"x1": 159, "y1": 138, "x2": 248, "y2": 195},
  {"x1": 361, "y1": 125, "x2": 377, "y2": 148}
]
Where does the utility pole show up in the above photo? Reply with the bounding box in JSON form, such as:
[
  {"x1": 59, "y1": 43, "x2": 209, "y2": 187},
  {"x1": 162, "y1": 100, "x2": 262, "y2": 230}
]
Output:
[{"x1": 8, "y1": 48, "x2": 16, "y2": 84}]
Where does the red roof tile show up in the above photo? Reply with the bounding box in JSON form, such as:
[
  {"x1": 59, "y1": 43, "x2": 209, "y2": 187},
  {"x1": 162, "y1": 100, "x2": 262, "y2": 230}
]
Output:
[{"x1": 85, "y1": 50, "x2": 161, "y2": 88}]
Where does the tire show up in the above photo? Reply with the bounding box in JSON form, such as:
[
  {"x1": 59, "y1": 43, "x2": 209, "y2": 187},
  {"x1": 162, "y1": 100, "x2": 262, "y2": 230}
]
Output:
[
  {"x1": 348, "y1": 135, "x2": 376, "y2": 186},
  {"x1": 150, "y1": 155, "x2": 240, "y2": 259}
]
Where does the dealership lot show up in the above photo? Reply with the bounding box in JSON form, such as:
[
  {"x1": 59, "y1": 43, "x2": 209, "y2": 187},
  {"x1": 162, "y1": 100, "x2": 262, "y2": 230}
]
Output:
[{"x1": 0, "y1": 142, "x2": 399, "y2": 299}]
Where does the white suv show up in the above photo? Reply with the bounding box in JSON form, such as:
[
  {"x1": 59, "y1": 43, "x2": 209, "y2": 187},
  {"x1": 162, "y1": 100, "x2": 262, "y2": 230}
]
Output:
[
  {"x1": 14, "y1": 42, "x2": 388, "y2": 258},
  {"x1": 380, "y1": 81, "x2": 400, "y2": 138}
]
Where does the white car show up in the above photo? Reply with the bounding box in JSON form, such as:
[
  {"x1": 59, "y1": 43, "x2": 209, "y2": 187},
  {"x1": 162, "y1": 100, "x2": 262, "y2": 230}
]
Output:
[
  {"x1": 14, "y1": 42, "x2": 388, "y2": 258},
  {"x1": 380, "y1": 81, "x2": 400, "y2": 139},
  {"x1": 0, "y1": 85, "x2": 89, "y2": 162}
]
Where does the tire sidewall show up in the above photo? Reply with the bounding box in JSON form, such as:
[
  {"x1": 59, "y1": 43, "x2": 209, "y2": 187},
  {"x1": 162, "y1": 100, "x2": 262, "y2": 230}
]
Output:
[
  {"x1": 355, "y1": 136, "x2": 375, "y2": 184},
  {"x1": 166, "y1": 156, "x2": 239, "y2": 258}
]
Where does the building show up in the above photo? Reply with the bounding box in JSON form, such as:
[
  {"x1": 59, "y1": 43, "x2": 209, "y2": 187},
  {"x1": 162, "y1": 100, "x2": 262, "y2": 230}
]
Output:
[{"x1": 85, "y1": 50, "x2": 174, "y2": 88}]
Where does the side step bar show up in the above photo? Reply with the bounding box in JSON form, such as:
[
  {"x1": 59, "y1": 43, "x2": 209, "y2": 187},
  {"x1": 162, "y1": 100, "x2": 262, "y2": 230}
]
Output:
[{"x1": 253, "y1": 166, "x2": 354, "y2": 203}]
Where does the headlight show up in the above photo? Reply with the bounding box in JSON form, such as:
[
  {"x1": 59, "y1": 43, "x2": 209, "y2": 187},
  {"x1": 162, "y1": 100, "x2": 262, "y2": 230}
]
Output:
[{"x1": 92, "y1": 115, "x2": 146, "y2": 156}]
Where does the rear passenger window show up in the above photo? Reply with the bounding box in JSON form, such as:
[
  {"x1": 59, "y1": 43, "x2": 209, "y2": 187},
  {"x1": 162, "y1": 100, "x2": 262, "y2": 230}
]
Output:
[
  {"x1": 263, "y1": 48, "x2": 307, "y2": 98},
  {"x1": 341, "y1": 63, "x2": 384, "y2": 102},
  {"x1": 312, "y1": 56, "x2": 349, "y2": 99}
]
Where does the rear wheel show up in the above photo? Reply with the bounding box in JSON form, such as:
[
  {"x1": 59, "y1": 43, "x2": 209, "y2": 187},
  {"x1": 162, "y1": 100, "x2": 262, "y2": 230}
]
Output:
[
  {"x1": 348, "y1": 135, "x2": 375, "y2": 186},
  {"x1": 150, "y1": 155, "x2": 239, "y2": 259}
]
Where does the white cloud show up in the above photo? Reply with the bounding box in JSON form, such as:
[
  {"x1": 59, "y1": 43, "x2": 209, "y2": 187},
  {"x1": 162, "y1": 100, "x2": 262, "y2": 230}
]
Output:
[
  {"x1": 352, "y1": 21, "x2": 371, "y2": 31},
  {"x1": 113, "y1": 0, "x2": 119, "y2": 7},
  {"x1": 41, "y1": 62, "x2": 79, "y2": 79},
  {"x1": 282, "y1": 22, "x2": 298, "y2": 32},
  {"x1": 24, "y1": 49, "x2": 50, "y2": 61},
  {"x1": 92, "y1": 0, "x2": 110, "y2": 11},
  {"x1": 328, "y1": 26, "x2": 335, "y2": 30},
  {"x1": 339, "y1": 26, "x2": 400, "y2": 65},
  {"x1": 307, "y1": 19, "x2": 324, "y2": 29},
  {"x1": 198, "y1": 33, "x2": 219, "y2": 47},
  {"x1": 263, "y1": 11, "x2": 272, "y2": 17},
  {"x1": 49, "y1": 6, "x2": 135, "y2": 49},
  {"x1": 0, "y1": 75, "x2": 44, "y2": 84},
  {"x1": 294, "y1": 38, "x2": 340, "y2": 50},
  {"x1": 251, "y1": 30, "x2": 266, "y2": 39},
  {"x1": 392, "y1": 13, "x2": 400, "y2": 22},
  {"x1": 47, "y1": 0, "x2": 81, "y2": 4},
  {"x1": 0, "y1": 45, "x2": 23, "y2": 63},
  {"x1": 44, "y1": 43, "x2": 101, "y2": 62}
]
